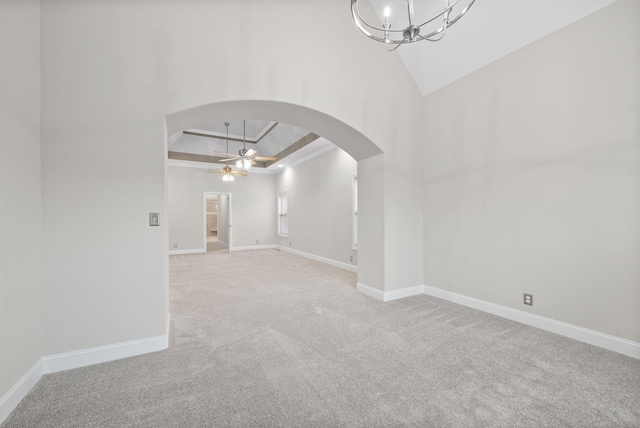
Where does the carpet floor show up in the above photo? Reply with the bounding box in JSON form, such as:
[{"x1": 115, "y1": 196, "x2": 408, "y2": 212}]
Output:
[
  {"x1": 3, "y1": 249, "x2": 639, "y2": 427},
  {"x1": 206, "y1": 241, "x2": 228, "y2": 253}
]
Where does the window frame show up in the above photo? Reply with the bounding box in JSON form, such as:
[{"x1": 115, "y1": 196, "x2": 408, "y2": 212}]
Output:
[
  {"x1": 278, "y1": 191, "x2": 289, "y2": 237},
  {"x1": 352, "y1": 174, "x2": 358, "y2": 249}
]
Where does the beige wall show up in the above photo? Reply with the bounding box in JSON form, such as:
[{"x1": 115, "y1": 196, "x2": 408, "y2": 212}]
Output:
[
  {"x1": 168, "y1": 166, "x2": 276, "y2": 251},
  {"x1": 422, "y1": 0, "x2": 640, "y2": 342},
  {"x1": 39, "y1": 0, "x2": 421, "y2": 356},
  {"x1": 5, "y1": 0, "x2": 635, "y2": 413},
  {"x1": 276, "y1": 147, "x2": 357, "y2": 266},
  {"x1": 0, "y1": 0, "x2": 43, "y2": 402}
]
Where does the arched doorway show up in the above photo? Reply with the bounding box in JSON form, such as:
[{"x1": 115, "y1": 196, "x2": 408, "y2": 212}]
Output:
[
  {"x1": 165, "y1": 100, "x2": 385, "y2": 291},
  {"x1": 165, "y1": 100, "x2": 382, "y2": 162}
]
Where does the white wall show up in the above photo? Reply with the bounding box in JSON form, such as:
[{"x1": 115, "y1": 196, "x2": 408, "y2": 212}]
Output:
[
  {"x1": 0, "y1": 0, "x2": 43, "y2": 403},
  {"x1": 422, "y1": 0, "x2": 640, "y2": 342},
  {"x1": 276, "y1": 147, "x2": 357, "y2": 266},
  {"x1": 168, "y1": 166, "x2": 276, "y2": 251},
  {"x1": 38, "y1": 0, "x2": 421, "y2": 356}
]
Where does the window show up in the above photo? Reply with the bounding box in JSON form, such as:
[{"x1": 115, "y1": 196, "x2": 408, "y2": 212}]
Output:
[
  {"x1": 278, "y1": 191, "x2": 288, "y2": 236},
  {"x1": 352, "y1": 175, "x2": 358, "y2": 249}
]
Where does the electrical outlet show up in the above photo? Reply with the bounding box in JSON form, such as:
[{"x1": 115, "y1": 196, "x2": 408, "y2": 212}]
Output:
[
  {"x1": 289, "y1": 241, "x2": 291, "y2": 247},
  {"x1": 350, "y1": 256, "x2": 353, "y2": 262},
  {"x1": 173, "y1": 244, "x2": 177, "y2": 248},
  {"x1": 524, "y1": 293, "x2": 533, "y2": 306}
]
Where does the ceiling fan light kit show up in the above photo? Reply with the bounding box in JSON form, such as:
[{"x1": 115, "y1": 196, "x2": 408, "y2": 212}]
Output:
[
  {"x1": 213, "y1": 120, "x2": 277, "y2": 176},
  {"x1": 351, "y1": 0, "x2": 475, "y2": 51}
]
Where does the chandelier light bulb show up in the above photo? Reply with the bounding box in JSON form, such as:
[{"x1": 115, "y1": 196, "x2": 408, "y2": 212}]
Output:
[{"x1": 351, "y1": 0, "x2": 475, "y2": 50}]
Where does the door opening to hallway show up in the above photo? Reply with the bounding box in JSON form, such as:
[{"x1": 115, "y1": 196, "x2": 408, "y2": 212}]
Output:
[{"x1": 204, "y1": 192, "x2": 232, "y2": 254}]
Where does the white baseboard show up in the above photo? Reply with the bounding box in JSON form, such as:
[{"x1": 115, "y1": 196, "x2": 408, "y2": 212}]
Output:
[
  {"x1": 169, "y1": 248, "x2": 205, "y2": 255},
  {"x1": 356, "y1": 282, "x2": 385, "y2": 301},
  {"x1": 385, "y1": 285, "x2": 425, "y2": 301},
  {"x1": 423, "y1": 285, "x2": 640, "y2": 360},
  {"x1": 0, "y1": 313, "x2": 171, "y2": 426},
  {"x1": 42, "y1": 333, "x2": 168, "y2": 374},
  {"x1": 0, "y1": 359, "x2": 44, "y2": 425},
  {"x1": 356, "y1": 283, "x2": 424, "y2": 302},
  {"x1": 277, "y1": 245, "x2": 358, "y2": 273},
  {"x1": 232, "y1": 244, "x2": 277, "y2": 252}
]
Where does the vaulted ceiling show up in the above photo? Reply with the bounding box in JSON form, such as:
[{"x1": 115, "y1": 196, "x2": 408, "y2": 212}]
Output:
[{"x1": 168, "y1": 0, "x2": 620, "y2": 170}]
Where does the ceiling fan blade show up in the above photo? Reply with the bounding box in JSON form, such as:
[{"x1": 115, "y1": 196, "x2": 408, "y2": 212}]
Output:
[
  {"x1": 253, "y1": 156, "x2": 276, "y2": 161},
  {"x1": 245, "y1": 149, "x2": 257, "y2": 157},
  {"x1": 217, "y1": 158, "x2": 238, "y2": 162},
  {"x1": 214, "y1": 151, "x2": 237, "y2": 157},
  {"x1": 250, "y1": 159, "x2": 257, "y2": 166},
  {"x1": 231, "y1": 170, "x2": 248, "y2": 176}
]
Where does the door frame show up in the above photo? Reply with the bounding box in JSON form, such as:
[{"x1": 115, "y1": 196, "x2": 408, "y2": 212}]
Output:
[{"x1": 204, "y1": 191, "x2": 233, "y2": 253}]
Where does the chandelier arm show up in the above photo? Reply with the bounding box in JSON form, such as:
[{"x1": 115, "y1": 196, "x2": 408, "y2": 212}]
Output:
[
  {"x1": 444, "y1": 0, "x2": 475, "y2": 27},
  {"x1": 351, "y1": 1, "x2": 407, "y2": 37},
  {"x1": 353, "y1": 20, "x2": 408, "y2": 44},
  {"x1": 386, "y1": 38, "x2": 408, "y2": 52},
  {"x1": 416, "y1": 15, "x2": 451, "y2": 42},
  {"x1": 351, "y1": 3, "x2": 418, "y2": 45},
  {"x1": 411, "y1": 0, "x2": 457, "y2": 29},
  {"x1": 419, "y1": 24, "x2": 447, "y2": 42},
  {"x1": 351, "y1": 0, "x2": 475, "y2": 47},
  {"x1": 414, "y1": 0, "x2": 475, "y2": 30}
]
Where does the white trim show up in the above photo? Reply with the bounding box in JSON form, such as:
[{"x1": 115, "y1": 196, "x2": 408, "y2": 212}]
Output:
[
  {"x1": 356, "y1": 282, "x2": 386, "y2": 301},
  {"x1": 352, "y1": 173, "x2": 358, "y2": 250},
  {"x1": 0, "y1": 314, "x2": 170, "y2": 426},
  {"x1": 168, "y1": 159, "x2": 276, "y2": 174},
  {"x1": 356, "y1": 283, "x2": 424, "y2": 302},
  {"x1": 0, "y1": 359, "x2": 44, "y2": 425},
  {"x1": 423, "y1": 285, "x2": 640, "y2": 360},
  {"x1": 277, "y1": 245, "x2": 358, "y2": 273},
  {"x1": 385, "y1": 285, "x2": 425, "y2": 301},
  {"x1": 231, "y1": 244, "x2": 277, "y2": 252},
  {"x1": 42, "y1": 334, "x2": 168, "y2": 375},
  {"x1": 277, "y1": 144, "x2": 335, "y2": 170},
  {"x1": 277, "y1": 191, "x2": 288, "y2": 237},
  {"x1": 169, "y1": 248, "x2": 205, "y2": 255}
]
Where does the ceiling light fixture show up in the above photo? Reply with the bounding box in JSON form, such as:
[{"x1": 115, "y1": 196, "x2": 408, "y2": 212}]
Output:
[
  {"x1": 220, "y1": 122, "x2": 246, "y2": 182},
  {"x1": 351, "y1": 0, "x2": 475, "y2": 51}
]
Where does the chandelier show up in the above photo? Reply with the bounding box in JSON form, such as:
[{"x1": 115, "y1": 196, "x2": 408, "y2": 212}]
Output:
[{"x1": 351, "y1": 0, "x2": 475, "y2": 51}]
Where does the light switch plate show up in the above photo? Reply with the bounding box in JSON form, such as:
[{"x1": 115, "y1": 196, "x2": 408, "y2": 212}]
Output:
[{"x1": 149, "y1": 212, "x2": 160, "y2": 226}]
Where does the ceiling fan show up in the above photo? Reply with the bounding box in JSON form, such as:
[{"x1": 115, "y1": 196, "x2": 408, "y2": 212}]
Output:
[
  {"x1": 203, "y1": 122, "x2": 249, "y2": 181},
  {"x1": 215, "y1": 120, "x2": 276, "y2": 170}
]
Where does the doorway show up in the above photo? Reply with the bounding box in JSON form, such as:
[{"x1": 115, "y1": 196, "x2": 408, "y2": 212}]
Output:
[{"x1": 204, "y1": 192, "x2": 232, "y2": 253}]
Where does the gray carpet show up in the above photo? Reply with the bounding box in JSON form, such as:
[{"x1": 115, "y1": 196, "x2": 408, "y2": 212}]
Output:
[
  {"x1": 206, "y1": 240, "x2": 228, "y2": 253},
  {"x1": 3, "y1": 249, "x2": 639, "y2": 427}
]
